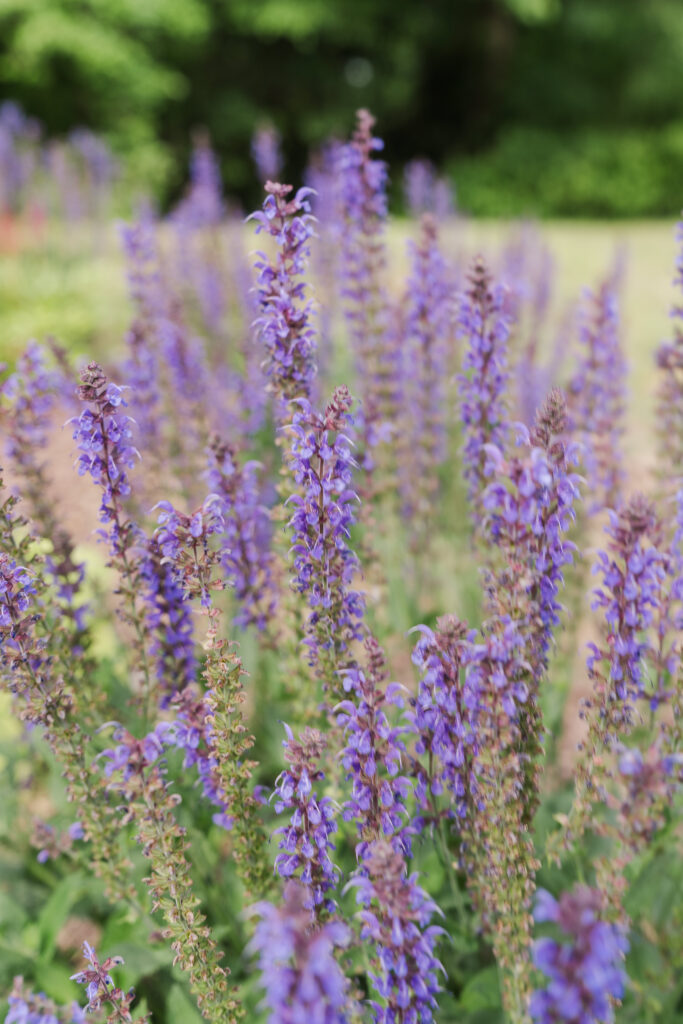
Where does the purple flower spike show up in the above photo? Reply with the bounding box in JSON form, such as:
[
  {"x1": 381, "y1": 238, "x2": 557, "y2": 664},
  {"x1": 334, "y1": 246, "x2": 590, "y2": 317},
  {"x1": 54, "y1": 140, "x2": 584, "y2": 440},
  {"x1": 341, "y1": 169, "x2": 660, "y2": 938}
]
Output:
[
  {"x1": 286, "y1": 386, "x2": 365, "y2": 689},
  {"x1": 336, "y1": 635, "x2": 412, "y2": 861},
  {"x1": 569, "y1": 276, "x2": 626, "y2": 514},
  {"x1": 350, "y1": 840, "x2": 444, "y2": 1024},
  {"x1": 250, "y1": 181, "x2": 317, "y2": 417},
  {"x1": 457, "y1": 257, "x2": 512, "y2": 523},
  {"x1": 588, "y1": 494, "x2": 668, "y2": 728},
  {"x1": 248, "y1": 881, "x2": 350, "y2": 1024},
  {"x1": 70, "y1": 363, "x2": 139, "y2": 557},
  {"x1": 530, "y1": 885, "x2": 628, "y2": 1024},
  {"x1": 205, "y1": 436, "x2": 276, "y2": 631},
  {"x1": 272, "y1": 725, "x2": 339, "y2": 913},
  {"x1": 398, "y1": 215, "x2": 452, "y2": 531},
  {"x1": 251, "y1": 123, "x2": 283, "y2": 183}
]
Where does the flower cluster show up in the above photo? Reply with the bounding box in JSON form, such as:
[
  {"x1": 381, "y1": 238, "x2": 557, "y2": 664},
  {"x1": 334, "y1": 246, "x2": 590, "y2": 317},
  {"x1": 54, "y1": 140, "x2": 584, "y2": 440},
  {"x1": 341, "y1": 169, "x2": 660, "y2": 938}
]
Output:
[
  {"x1": 457, "y1": 257, "x2": 511, "y2": 520},
  {"x1": 409, "y1": 616, "x2": 477, "y2": 824},
  {"x1": 569, "y1": 279, "x2": 626, "y2": 512},
  {"x1": 337, "y1": 635, "x2": 411, "y2": 860},
  {"x1": 587, "y1": 495, "x2": 668, "y2": 725},
  {"x1": 398, "y1": 215, "x2": 451, "y2": 533},
  {"x1": 286, "y1": 386, "x2": 365, "y2": 690},
  {"x1": 205, "y1": 436, "x2": 276, "y2": 630},
  {"x1": 70, "y1": 942, "x2": 136, "y2": 1022},
  {"x1": 249, "y1": 882, "x2": 350, "y2": 1024},
  {"x1": 154, "y1": 494, "x2": 225, "y2": 607},
  {"x1": 250, "y1": 181, "x2": 317, "y2": 413},
  {"x1": 338, "y1": 109, "x2": 394, "y2": 462},
  {"x1": 251, "y1": 123, "x2": 283, "y2": 183},
  {"x1": 402, "y1": 159, "x2": 453, "y2": 220},
  {"x1": 351, "y1": 840, "x2": 444, "y2": 1024},
  {"x1": 272, "y1": 725, "x2": 339, "y2": 912},
  {"x1": 531, "y1": 886, "x2": 628, "y2": 1024},
  {"x1": 482, "y1": 388, "x2": 581, "y2": 676},
  {"x1": 71, "y1": 363, "x2": 139, "y2": 555},
  {"x1": 5, "y1": 978, "x2": 86, "y2": 1024},
  {"x1": 138, "y1": 538, "x2": 197, "y2": 708}
]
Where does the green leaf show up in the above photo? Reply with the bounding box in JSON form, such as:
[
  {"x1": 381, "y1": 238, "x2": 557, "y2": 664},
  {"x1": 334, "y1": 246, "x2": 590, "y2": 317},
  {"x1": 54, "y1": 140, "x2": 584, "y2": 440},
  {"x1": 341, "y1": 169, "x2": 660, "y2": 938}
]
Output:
[
  {"x1": 459, "y1": 966, "x2": 502, "y2": 1012},
  {"x1": 36, "y1": 872, "x2": 86, "y2": 964},
  {"x1": 166, "y1": 983, "x2": 205, "y2": 1024}
]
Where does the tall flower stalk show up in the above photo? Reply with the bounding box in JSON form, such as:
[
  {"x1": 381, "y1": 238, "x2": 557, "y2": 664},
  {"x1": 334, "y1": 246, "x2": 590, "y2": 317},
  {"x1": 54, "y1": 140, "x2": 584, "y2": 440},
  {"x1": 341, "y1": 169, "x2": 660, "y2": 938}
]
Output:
[
  {"x1": 398, "y1": 214, "x2": 451, "y2": 545},
  {"x1": 568, "y1": 277, "x2": 626, "y2": 514},
  {"x1": 250, "y1": 181, "x2": 317, "y2": 419},
  {"x1": 457, "y1": 257, "x2": 511, "y2": 524}
]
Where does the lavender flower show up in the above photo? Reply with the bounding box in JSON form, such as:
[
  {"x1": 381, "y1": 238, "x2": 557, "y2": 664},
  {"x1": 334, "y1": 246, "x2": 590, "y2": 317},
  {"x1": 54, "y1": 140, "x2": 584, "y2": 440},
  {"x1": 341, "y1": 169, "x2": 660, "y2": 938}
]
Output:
[
  {"x1": 531, "y1": 886, "x2": 628, "y2": 1024},
  {"x1": 403, "y1": 159, "x2": 436, "y2": 218},
  {"x1": 248, "y1": 881, "x2": 350, "y2": 1024},
  {"x1": 350, "y1": 840, "x2": 444, "y2": 1024},
  {"x1": 654, "y1": 216, "x2": 683, "y2": 487},
  {"x1": 250, "y1": 182, "x2": 317, "y2": 415},
  {"x1": 5, "y1": 978, "x2": 85, "y2": 1024},
  {"x1": 138, "y1": 538, "x2": 197, "y2": 708},
  {"x1": 336, "y1": 636, "x2": 411, "y2": 861},
  {"x1": 71, "y1": 363, "x2": 139, "y2": 556},
  {"x1": 338, "y1": 110, "x2": 394, "y2": 468},
  {"x1": 174, "y1": 133, "x2": 223, "y2": 228},
  {"x1": 587, "y1": 495, "x2": 667, "y2": 726},
  {"x1": 205, "y1": 436, "x2": 275, "y2": 630},
  {"x1": 69, "y1": 942, "x2": 134, "y2": 1021},
  {"x1": 272, "y1": 725, "x2": 339, "y2": 912},
  {"x1": 457, "y1": 257, "x2": 511, "y2": 521},
  {"x1": 154, "y1": 494, "x2": 225, "y2": 607},
  {"x1": 398, "y1": 215, "x2": 451, "y2": 533},
  {"x1": 286, "y1": 386, "x2": 365, "y2": 690},
  {"x1": 482, "y1": 389, "x2": 581, "y2": 677},
  {"x1": 569, "y1": 278, "x2": 626, "y2": 513},
  {"x1": 408, "y1": 616, "x2": 477, "y2": 824},
  {"x1": 251, "y1": 123, "x2": 283, "y2": 183}
]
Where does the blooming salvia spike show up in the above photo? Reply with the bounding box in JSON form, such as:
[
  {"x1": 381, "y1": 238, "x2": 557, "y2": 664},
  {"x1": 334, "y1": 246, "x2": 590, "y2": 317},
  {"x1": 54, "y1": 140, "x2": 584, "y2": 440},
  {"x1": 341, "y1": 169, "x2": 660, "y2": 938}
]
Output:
[
  {"x1": 349, "y1": 839, "x2": 444, "y2": 1024},
  {"x1": 408, "y1": 615, "x2": 477, "y2": 827},
  {"x1": 70, "y1": 942, "x2": 140, "y2": 1023},
  {"x1": 1, "y1": 342, "x2": 89, "y2": 647},
  {"x1": 171, "y1": 131, "x2": 226, "y2": 334},
  {"x1": 138, "y1": 537, "x2": 197, "y2": 709},
  {"x1": 71, "y1": 362, "x2": 159, "y2": 720},
  {"x1": 251, "y1": 123, "x2": 283, "y2": 183},
  {"x1": 154, "y1": 493, "x2": 225, "y2": 608},
  {"x1": 336, "y1": 635, "x2": 412, "y2": 861},
  {"x1": 654, "y1": 215, "x2": 683, "y2": 493},
  {"x1": 530, "y1": 886, "x2": 628, "y2": 1024},
  {"x1": 250, "y1": 181, "x2": 317, "y2": 418},
  {"x1": 248, "y1": 881, "x2": 351, "y2": 1024},
  {"x1": 457, "y1": 256, "x2": 512, "y2": 524},
  {"x1": 403, "y1": 158, "x2": 436, "y2": 217},
  {"x1": 205, "y1": 435, "x2": 276, "y2": 632},
  {"x1": 338, "y1": 109, "x2": 395, "y2": 478},
  {"x1": 397, "y1": 214, "x2": 452, "y2": 545},
  {"x1": 563, "y1": 495, "x2": 668, "y2": 852},
  {"x1": 5, "y1": 976, "x2": 89, "y2": 1024},
  {"x1": 99, "y1": 725, "x2": 239, "y2": 1022},
  {"x1": 305, "y1": 139, "x2": 344, "y2": 380},
  {"x1": 272, "y1": 725, "x2": 339, "y2": 914},
  {"x1": 591, "y1": 743, "x2": 683, "y2": 923},
  {"x1": 0, "y1": 470, "x2": 133, "y2": 903},
  {"x1": 568, "y1": 275, "x2": 626, "y2": 514},
  {"x1": 286, "y1": 386, "x2": 365, "y2": 695}
]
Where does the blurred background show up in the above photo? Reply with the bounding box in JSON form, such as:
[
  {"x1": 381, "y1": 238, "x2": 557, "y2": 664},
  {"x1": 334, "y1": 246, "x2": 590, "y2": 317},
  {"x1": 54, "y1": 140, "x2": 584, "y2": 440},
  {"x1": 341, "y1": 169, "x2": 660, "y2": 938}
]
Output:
[{"x1": 1, "y1": 0, "x2": 683, "y2": 217}]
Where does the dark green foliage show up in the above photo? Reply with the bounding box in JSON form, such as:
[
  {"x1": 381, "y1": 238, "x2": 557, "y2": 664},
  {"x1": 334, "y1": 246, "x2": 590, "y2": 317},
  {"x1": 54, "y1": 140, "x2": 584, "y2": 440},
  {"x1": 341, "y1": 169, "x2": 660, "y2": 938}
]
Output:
[{"x1": 1, "y1": 0, "x2": 683, "y2": 214}]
